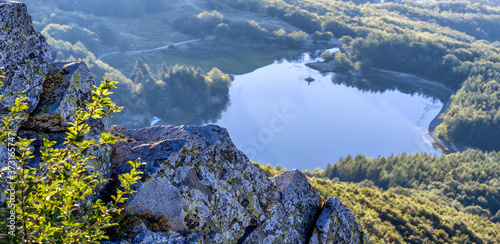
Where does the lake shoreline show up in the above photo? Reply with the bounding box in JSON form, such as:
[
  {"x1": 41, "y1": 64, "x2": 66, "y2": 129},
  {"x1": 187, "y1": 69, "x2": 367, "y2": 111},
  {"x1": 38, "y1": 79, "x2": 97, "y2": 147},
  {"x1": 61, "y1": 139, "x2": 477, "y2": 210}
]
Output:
[
  {"x1": 427, "y1": 100, "x2": 472, "y2": 154},
  {"x1": 427, "y1": 99, "x2": 456, "y2": 153}
]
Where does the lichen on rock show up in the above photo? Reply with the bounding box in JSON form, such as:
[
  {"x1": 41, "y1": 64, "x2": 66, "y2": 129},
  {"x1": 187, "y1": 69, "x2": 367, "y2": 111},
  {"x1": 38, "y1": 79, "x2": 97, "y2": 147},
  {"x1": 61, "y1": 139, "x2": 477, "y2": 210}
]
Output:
[
  {"x1": 0, "y1": 0, "x2": 55, "y2": 115},
  {"x1": 0, "y1": 0, "x2": 56, "y2": 187},
  {"x1": 21, "y1": 62, "x2": 95, "y2": 132},
  {"x1": 110, "y1": 125, "x2": 276, "y2": 243},
  {"x1": 240, "y1": 169, "x2": 323, "y2": 244},
  {"x1": 309, "y1": 197, "x2": 369, "y2": 244},
  {"x1": 108, "y1": 125, "x2": 367, "y2": 244}
]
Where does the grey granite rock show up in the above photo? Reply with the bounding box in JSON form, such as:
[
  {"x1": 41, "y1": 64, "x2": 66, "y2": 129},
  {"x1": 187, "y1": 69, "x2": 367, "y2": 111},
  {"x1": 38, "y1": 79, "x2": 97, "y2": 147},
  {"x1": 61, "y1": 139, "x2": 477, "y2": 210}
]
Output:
[
  {"x1": 101, "y1": 224, "x2": 203, "y2": 244},
  {"x1": 0, "y1": 2, "x2": 109, "y2": 190},
  {"x1": 0, "y1": 0, "x2": 55, "y2": 192},
  {"x1": 309, "y1": 197, "x2": 369, "y2": 244},
  {"x1": 111, "y1": 125, "x2": 276, "y2": 243},
  {"x1": 21, "y1": 62, "x2": 95, "y2": 132},
  {"x1": 241, "y1": 169, "x2": 323, "y2": 244},
  {"x1": 111, "y1": 126, "x2": 334, "y2": 244},
  {"x1": 0, "y1": 0, "x2": 56, "y2": 114}
]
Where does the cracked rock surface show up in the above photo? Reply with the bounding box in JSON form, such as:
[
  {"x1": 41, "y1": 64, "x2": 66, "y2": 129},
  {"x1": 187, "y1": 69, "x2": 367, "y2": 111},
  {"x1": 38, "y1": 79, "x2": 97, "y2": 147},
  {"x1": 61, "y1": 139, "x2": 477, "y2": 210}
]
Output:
[
  {"x1": 109, "y1": 125, "x2": 367, "y2": 244},
  {"x1": 0, "y1": 0, "x2": 55, "y2": 115}
]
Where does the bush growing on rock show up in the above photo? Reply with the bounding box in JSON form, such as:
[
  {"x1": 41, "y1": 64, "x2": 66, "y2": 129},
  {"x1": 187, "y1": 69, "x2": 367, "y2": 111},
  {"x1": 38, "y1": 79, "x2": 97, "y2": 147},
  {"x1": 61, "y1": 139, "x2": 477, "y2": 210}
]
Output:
[{"x1": 0, "y1": 79, "x2": 145, "y2": 243}]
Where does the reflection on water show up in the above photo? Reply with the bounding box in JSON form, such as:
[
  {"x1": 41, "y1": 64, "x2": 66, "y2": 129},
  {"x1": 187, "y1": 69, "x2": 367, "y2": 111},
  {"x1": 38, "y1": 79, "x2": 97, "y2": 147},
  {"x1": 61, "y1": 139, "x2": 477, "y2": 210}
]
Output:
[
  {"x1": 333, "y1": 70, "x2": 453, "y2": 102},
  {"x1": 214, "y1": 52, "x2": 447, "y2": 170}
]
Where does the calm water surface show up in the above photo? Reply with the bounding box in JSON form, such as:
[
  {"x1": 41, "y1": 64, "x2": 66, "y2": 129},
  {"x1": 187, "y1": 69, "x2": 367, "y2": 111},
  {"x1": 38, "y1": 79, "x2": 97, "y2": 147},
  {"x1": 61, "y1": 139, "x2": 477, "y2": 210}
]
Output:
[{"x1": 214, "y1": 53, "x2": 443, "y2": 170}]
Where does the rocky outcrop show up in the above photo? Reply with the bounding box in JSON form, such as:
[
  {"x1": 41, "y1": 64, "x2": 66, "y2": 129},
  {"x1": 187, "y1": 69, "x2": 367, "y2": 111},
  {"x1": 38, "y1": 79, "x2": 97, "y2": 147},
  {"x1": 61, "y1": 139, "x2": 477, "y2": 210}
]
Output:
[
  {"x1": 108, "y1": 125, "x2": 367, "y2": 244},
  {"x1": 242, "y1": 169, "x2": 322, "y2": 243},
  {"x1": 0, "y1": 0, "x2": 55, "y2": 114},
  {"x1": 0, "y1": 1, "x2": 368, "y2": 243},
  {"x1": 0, "y1": 1, "x2": 109, "y2": 184},
  {"x1": 0, "y1": 0, "x2": 56, "y2": 173},
  {"x1": 110, "y1": 125, "x2": 276, "y2": 243}
]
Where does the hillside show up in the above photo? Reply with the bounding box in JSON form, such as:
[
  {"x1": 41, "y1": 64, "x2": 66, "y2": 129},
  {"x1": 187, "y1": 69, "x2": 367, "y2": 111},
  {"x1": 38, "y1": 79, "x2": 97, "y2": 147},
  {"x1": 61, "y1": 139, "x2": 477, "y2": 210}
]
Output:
[{"x1": 255, "y1": 152, "x2": 500, "y2": 243}]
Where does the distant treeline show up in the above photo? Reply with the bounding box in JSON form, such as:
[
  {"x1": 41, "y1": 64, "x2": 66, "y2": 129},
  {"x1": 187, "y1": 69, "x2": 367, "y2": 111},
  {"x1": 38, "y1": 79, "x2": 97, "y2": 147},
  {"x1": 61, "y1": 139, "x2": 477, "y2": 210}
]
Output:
[
  {"x1": 304, "y1": 150, "x2": 500, "y2": 223},
  {"x1": 173, "y1": 10, "x2": 333, "y2": 47},
  {"x1": 219, "y1": 0, "x2": 500, "y2": 151}
]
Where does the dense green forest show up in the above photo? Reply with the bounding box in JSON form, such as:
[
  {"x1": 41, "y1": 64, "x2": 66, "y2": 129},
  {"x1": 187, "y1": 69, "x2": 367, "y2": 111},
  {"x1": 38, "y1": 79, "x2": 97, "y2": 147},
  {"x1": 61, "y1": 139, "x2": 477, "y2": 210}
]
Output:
[
  {"x1": 304, "y1": 150, "x2": 500, "y2": 223},
  {"x1": 255, "y1": 150, "x2": 500, "y2": 243}
]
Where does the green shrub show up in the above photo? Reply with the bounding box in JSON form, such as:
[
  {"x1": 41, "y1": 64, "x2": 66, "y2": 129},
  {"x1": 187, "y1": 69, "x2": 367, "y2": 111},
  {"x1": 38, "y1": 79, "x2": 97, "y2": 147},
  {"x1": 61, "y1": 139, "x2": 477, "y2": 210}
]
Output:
[
  {"x1": 0, "y1": 79, "x2": 145, "y2": 243},
  {"x1": 312, "y1": 31, "x2": 334, "y2": 42},
  {"x1": 320, "y1": 50, "x2": 334, "y2": 61}
]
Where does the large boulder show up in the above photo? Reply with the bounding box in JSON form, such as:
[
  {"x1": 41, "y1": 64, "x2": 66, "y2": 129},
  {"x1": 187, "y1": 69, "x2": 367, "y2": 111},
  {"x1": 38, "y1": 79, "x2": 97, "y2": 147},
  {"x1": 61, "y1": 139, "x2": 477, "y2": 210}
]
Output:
[
  {"x1": 309, "y1": 197, "x2": 369, "y2": 244},
  {"x1": 110, "y1": 125, "x2": 276, "y2": 243},
  {"x1": 109, "y1": 125, "x2": 349, "y2": 244}
]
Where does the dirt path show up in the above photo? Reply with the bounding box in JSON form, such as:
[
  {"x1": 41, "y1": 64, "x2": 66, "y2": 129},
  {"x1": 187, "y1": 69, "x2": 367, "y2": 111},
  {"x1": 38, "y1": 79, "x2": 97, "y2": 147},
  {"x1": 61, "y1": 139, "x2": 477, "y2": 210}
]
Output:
[{"x1": 97, "y1": 38, "x2": 203, "y2": 60}]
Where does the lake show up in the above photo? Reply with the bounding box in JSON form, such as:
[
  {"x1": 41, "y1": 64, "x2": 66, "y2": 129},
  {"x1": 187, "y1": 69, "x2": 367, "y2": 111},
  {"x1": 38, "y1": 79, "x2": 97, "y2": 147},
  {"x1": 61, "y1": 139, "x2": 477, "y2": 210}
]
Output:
[{"x1": 214, "y1": 52, "x2": 447, "y2": 170}]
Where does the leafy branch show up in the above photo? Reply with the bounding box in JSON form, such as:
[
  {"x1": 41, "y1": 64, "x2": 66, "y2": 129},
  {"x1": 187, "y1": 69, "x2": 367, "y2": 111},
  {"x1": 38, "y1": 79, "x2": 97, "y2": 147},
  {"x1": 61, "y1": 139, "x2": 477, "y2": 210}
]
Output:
[{"x1": 0, "y1": 79, "x2": 145, "y2": 243}]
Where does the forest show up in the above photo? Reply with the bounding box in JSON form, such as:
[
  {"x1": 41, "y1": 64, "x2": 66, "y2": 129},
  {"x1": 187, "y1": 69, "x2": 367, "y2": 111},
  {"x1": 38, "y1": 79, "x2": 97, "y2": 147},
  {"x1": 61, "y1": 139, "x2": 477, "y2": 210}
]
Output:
[{"x1": 256, "y1": 149, "x2": 500, "y2": 243}]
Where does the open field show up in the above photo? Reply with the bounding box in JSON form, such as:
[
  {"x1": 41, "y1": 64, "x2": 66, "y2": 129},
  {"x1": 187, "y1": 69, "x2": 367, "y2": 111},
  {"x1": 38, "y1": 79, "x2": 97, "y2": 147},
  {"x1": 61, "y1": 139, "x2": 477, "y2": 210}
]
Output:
[
  {"x1": 97, "y1": 0, "x2": 313, "y2": 75},
  {"x1": 102, "y1": 40, "x2": 310, "y2": 76}
]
